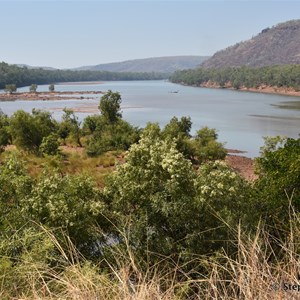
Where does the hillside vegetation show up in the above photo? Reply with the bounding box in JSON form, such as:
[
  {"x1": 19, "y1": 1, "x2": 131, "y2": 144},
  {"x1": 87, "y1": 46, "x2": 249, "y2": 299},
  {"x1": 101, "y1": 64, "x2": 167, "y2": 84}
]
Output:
[
  {"x1": 170, "y1": 64, "x2": 300, "y2": 92},
  {"x1": 201, "y1": 20, "x2": 300, "y2": 68},
  {"x1": 75, "y1": 56, "x2": 209, "y2": 73},
  {"x1": 0, "y1": 91, "x2": 300, "y2": 298}
]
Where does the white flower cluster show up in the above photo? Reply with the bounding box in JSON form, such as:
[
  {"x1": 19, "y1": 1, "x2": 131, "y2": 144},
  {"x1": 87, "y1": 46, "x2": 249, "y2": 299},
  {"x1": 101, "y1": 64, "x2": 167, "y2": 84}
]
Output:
[{"x1": 197, "y1": 160, "x2": 243, "y2": 201}]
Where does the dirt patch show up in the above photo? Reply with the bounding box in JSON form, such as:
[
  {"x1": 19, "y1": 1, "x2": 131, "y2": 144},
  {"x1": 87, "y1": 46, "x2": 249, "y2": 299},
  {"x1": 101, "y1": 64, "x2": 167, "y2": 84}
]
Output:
[
  {"x1": 59, "y1": 145, "x2": 85, "y2": 154},
  {"x1": 226, "y1": 154, "x2": 258, "y2": 182},
  {"x1": 0, "y1": 91, "x2": 104, "y2": 101}
]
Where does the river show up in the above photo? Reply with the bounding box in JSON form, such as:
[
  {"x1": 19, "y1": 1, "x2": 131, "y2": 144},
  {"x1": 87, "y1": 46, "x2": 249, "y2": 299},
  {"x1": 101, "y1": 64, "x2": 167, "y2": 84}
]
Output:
[{"x1": 0, "y1": 80, "x2": 299, "y2": 157}]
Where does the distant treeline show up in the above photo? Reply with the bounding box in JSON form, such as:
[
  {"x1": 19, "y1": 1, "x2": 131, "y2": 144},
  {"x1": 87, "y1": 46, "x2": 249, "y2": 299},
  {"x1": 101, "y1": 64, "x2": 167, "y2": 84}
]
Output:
[
  {"x1": 0, "y1": 62, "x2": 168, "y2": 89},
  {"x1": 169, "y1": 65, "x2": 300, "y2": 90}
]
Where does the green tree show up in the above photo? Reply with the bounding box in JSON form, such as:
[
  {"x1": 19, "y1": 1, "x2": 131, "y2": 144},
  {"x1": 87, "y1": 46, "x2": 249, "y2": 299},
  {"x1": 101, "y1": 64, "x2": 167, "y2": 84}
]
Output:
[
  {"x1": 0, "y1": 154, "x2": 33, "y2": 231},
  {"x1": 162, "y1": 116, "x2": 194, "y2": 159},
  {"x1": 58, "y1": 108, "x2": 82, "y2": 146},
  {"x1": 0, "y1": 111, "x2": 11, "y2": 151},
  {"x1": 82, "y1": 114, "x2": 103, "y2": 135},
  {"x1": 4, "y1": 84, "x2": 17, "y2": 94},
  {"x1": 193, "y1": 126, "x2": 227, "y2": 162},
  {"x1": 85, "y1": 118, "x2": 139, "y2": 156},
  {"x1": 255, "y1": 136, "x2": 300, "y2": 227},
  {"x1": 98, "y1": 90, "x2": 122, "y2": 123},
  {"x1": 39, "y1": 134, "x2": 60, "y2": 156},
  {"x1": 9, "y1": 109, "x2": 57, "y2": 153},
  {"x1": 163, "y1": 116, "x2": 192, "y2": 138},
  {"x1": 29, "y1": 84, "x2": 38, "y2": 93},
  {"x1": 48, "y1": 84, "x2": 55, "y2": 92}
]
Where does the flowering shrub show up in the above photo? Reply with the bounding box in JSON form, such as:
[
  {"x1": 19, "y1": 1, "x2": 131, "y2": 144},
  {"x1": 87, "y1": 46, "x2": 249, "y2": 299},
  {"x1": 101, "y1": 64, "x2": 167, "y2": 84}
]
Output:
[
  {"x1": 190, "y1": 160, "x2": 252, "y2": 254},
  {"x1": 104, "y1": 133, "x2": 197, "y2": 256},
  {"x1": 22, "y1": 173, "x2": 106, "y2": 255}
]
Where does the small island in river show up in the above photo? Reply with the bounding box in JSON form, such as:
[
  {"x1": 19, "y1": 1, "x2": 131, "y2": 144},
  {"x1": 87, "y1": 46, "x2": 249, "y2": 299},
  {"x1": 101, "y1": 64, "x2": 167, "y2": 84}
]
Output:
[{"x1": 0, "y1": 90, "x2": 104, "y2": 101}]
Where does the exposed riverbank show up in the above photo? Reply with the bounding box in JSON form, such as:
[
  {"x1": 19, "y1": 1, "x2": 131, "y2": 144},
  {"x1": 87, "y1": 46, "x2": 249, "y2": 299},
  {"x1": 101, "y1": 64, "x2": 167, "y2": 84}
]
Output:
[
  {"x1": 199, "y1": 81, "x2": 300, "y2": 97},
  {"x1": 0, "y1": 91, "x2": 104, "y2": 101},
  {"x1": 226, "y1": 154, "x2": 257, "y2": 181}
]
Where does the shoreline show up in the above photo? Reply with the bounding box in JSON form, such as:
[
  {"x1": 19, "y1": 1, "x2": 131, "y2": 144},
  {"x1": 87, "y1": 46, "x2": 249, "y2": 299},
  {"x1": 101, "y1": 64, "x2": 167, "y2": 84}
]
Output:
[
  {"x1": 179, "y1": 81, "x2": 300, "y2": 97},
  {"x1": 0, "y1": 90, "x2": 104, "y2": 101},
  {"x1": 225, "y1": 153, "x2": 257, "y2": 182},
  {"x1": 225, "y1": 148, "x2": 257, "y2": 181},
  {"x1": 56, "y1": 81, "x2": 104, "y2": 85}
]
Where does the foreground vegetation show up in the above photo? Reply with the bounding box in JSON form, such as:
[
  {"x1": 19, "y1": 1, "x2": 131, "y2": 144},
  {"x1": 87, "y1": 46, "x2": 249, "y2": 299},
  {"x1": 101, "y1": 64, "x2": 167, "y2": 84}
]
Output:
[
  {"x1": 0, "y1": 91, "x2": 299, "y2": 298},
  {"x1": 170, "y1": 65, "x2": 300, "y2": 91}
]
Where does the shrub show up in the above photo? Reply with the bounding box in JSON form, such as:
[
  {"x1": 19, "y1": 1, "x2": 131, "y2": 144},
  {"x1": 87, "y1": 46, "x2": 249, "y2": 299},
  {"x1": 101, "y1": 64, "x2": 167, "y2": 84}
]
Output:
[
  {"x1": 22, "y1": 172, "x2": 107, "y2": 256},
  {"x1": 255, "y1": 135, "x2": 300, "y2": 229},
  {"x1": 193, "y1": 126, "x2": 227, "y2": 162},
  {"x1": 9, "y1": 109, "x2": 57, "y2": 153},
  {"x1": 104, "y1": 134, "x2": 197, "y2": 259},
  {"x1": 39, "y1": 134, "x2": 60, "y2": 156}
]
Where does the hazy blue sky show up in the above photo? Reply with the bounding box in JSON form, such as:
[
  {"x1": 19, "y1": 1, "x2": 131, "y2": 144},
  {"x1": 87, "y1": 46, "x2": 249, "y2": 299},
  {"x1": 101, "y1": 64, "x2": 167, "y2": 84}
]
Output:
[{"x1": 1, "y1": 0, "x2": 299, "y2": 68}]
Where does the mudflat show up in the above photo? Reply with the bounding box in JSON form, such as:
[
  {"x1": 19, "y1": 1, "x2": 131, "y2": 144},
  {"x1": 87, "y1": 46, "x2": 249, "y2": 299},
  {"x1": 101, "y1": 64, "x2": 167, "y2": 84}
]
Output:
[{"x1": 0, "y1": 90, "x2": 104, "y2": 101}]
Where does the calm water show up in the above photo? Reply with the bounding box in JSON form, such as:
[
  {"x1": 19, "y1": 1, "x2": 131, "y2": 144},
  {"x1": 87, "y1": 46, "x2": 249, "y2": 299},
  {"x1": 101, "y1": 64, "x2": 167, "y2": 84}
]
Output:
[{"x1": 0, "y1": 80, "x2": 299, "y2": 157}]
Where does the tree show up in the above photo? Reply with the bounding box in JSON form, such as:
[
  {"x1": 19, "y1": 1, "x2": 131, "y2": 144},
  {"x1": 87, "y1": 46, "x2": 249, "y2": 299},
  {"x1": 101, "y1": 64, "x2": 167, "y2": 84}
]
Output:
[
  {"x1": 82, "y1": 115, "x2": 103, "y2": 135},
  {"x1": 255, "y1": 136, "x2": 300, "y2": 227},
  {"x1": 98, "y1": 90, "x2": 122, "y2": 123},
  {"x1": 29, "y1": 84, "x2": 38, "y2": 93},
  {"x1": 48, "y1": 84, "x2": 55, "y2": 92},
  {"x1": 39, "y1": 134, "x2": 60, "y2": 156},
  {"x1": 58, "y1": 108, "x2": 81, "y2": 146},
  {"x1": 9, "y1": 111, "x2": 40, "y2": 152},
  {"x1": 4, "y1": 84, "x2": 17, "y2": 94},
  {"x1": 163, "y1": 116, "x2": 192, "y2": 138},
  {"x1": 85, "y1": 118, "x2": 140, "y2": 156},
  {"x1": 9, "y1": 109, "x2": 57, "y2": 153},
  {"x1": 162, "y1": 116, "x2": 194, "y2": 159},
  {"x1": 193, "y1": 126, "x2": 227, "y2": 162},
  {"x1": 0, "y1": 111, "x2": 11, "y2": 151},
  {"x1": 0, "y1": 154, "x2": 33, "y2": 230}
]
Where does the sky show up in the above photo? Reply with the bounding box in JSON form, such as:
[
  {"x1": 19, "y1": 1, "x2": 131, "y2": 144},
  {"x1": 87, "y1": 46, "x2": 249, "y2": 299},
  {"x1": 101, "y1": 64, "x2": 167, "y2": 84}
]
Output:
[{"x1": 1, "y1": 0, "x2": 300, "y2": 69}]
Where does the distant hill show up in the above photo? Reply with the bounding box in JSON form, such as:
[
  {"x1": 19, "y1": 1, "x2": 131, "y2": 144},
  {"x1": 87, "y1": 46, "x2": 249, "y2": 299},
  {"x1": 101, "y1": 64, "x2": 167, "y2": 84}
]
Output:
[
  {"x1": 201, "y1": 20, "x2": 300, "y2": 68},
  {"x1": 75, "y1": 56, "x2": 210, "y2": 73},
  {"x1": 15, "y1": 64, "x2": 57, "y2": 71}
]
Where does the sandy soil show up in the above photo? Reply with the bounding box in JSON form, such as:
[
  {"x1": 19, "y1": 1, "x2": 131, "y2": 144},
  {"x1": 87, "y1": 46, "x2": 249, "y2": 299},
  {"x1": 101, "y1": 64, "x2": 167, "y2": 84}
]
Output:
[
  {"x1": 199, "y1": 81, "x2": 300, "y2": 97},
  {"x1": 225, "y1": 154, "x2": 257, "y2": 182},
  {"x1": 0, "y1": 91, "x2": 104, "y2": 101}
]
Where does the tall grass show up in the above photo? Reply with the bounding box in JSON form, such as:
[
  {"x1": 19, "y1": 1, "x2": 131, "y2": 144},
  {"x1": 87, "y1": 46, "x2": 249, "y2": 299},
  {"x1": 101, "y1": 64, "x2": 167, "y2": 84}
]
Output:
[
  {"x1": 1, "y1": 147, "x2": 120, "y2": 186},
  {"x1": 1, "y1": 217, "x2": 300, "y2": 300}
]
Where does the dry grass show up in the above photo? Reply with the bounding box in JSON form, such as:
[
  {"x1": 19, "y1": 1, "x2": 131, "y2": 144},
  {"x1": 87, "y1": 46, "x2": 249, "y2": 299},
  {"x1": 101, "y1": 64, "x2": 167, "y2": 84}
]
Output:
[
  {"x1": 1, "y1": 217, "x2": 300, "y2": 300},
  {"x1": 0, "y1": 146, "x2": 122, "y2": 187}
]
